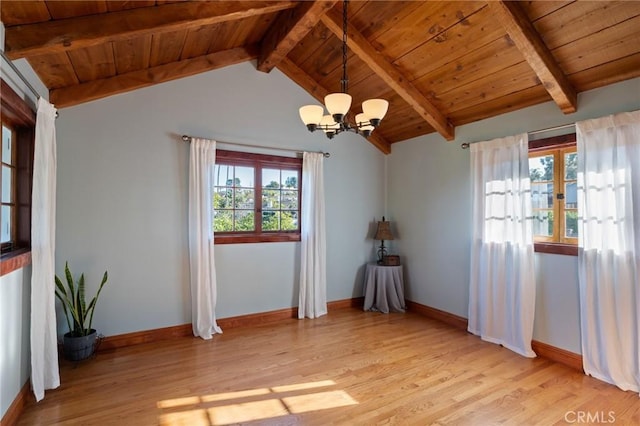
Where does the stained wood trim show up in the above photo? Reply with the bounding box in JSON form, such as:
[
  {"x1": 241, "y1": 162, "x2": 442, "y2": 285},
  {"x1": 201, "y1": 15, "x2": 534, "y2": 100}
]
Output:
[
  {"x1": 330, "y1": 297, "x2": 365, "y2": 310},
  {"x1": 534, "y1": 242, "x2": 578, "y2": 256},
  {"x1": 99, "y1": 297, "x2": 364, "y2": 351},
  {"x1": 214, "y1": 234, "x2": 301, "y2": 244},
  {"x1": 4, "y1": 1, "x2": 296, "y2": 59},
  {"x1": 276, "y1": 58, "x2": 392, "y2": 154},
  {"x1": 0, "y1": 250, "x2": 32, "y2": 277},
  {"x1": 489, "y1": 1, "x2": 577, "y2": 114},
  {"x1": 50, "y1": 45, "x2": 259, "y2": 108},
  {"x1": 99, "y1": 324, "x2": 192, "y2": 351},
  {"x1": 405, "y1": 300, "x2": 468, "y2": 331},
  {"x1": 0, "y1": 80, "x2": 37, "y2": 126},
  {"x1": 320, "y1": 9, "x2": 455, "y2": 141},
  {"x1": 531, "y1": 340, "x2": 583, "y2": 372},
  {"x1": 257, "y1": 1, "x2": 337, "y2": 73},
  {"x1": 1, "y1": 380, "x2": 31, "y2": 426},
  {"x1": 406, "y1": 299, "x2": 583, "y2": 371},
  {"x1": 529, "y1": 133, "x2": 576, "y2": 152}
]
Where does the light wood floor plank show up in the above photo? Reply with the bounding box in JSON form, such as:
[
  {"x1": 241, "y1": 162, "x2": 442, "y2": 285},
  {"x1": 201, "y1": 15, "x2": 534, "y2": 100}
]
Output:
[{"x1": 17, "y1": 309, "x2": 640, "y2": 425}]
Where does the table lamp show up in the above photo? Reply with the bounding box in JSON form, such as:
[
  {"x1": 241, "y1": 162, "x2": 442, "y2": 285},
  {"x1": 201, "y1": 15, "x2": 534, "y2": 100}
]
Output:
[{"x1": 374, "y1": 216, "x2": 394, "y2": 264}]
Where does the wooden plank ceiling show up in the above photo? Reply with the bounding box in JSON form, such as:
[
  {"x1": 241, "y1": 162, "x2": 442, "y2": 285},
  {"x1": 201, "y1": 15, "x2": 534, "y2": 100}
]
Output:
[{"x1": 2, "y1": 1, "x2": 639, "y2": 153}]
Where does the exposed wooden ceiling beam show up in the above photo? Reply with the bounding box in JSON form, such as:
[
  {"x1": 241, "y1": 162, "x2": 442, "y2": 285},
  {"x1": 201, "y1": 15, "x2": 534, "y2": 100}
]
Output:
[
  {"x1": 489, "y1": 1, "x2": 577, "y2": 114},
  {"x1": 276, "y1": 57, "x2": 392, "y2": 155},
  {"x1": 4, "y1": 1, "x2": 295, "y2": 59},
  {"x1": 320, "y1": 8, "x2": 455, "y2": 141},
  {"x1": 50, "y1": 45, "x2": 259, "y2": 108},
  {"x1": 257, "y1": 1, "x2": 337, "y2": 73}
]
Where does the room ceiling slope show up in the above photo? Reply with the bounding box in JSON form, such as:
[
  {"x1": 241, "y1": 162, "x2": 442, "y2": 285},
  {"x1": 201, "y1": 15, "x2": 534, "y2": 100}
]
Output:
[{"x1": 2, "y1": 0, "x2": 639, "y2": 153}]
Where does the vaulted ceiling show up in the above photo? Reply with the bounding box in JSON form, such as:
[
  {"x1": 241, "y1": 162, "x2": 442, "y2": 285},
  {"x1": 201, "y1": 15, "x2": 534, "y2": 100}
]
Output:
[{"x1": 2, "y1": 1, "x2": 639, "y2": 153}]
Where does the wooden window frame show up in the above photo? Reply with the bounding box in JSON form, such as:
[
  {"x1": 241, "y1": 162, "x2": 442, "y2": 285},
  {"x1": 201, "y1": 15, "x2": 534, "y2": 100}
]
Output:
[
  {"x1": 214, "y1": 149, "x2": 302, "y2": 245},
  {"x1": 0, "y1": 79, "x2": 35, "y2": 275},
  {"x1": 529, "y1": 133, "x2": 578, "y2": 256}
]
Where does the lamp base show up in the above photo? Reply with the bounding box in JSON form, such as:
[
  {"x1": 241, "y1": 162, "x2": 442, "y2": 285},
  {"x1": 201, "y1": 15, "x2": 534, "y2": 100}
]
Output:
[{"x1": 377, "y1": 244, "x2": 387, "y2": 265}]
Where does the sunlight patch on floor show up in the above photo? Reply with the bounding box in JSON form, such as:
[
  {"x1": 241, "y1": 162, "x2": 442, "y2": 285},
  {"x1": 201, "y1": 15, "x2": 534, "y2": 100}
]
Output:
[
  {"x1": 158, "y1": 379, "x2": 358, "y2": 425},
  {"x1": 201, "y1": 388, "x2": 271, "y2": 403},
  {"x1": 282, "y1": 390, "x2": 358, "y2": 414}
]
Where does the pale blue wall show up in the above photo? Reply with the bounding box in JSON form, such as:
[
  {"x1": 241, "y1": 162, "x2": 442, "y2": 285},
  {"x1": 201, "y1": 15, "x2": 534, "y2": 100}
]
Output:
[
  {"x1": 0, "y1": 267, "x2": 31, "y2": 417},
  {"x1": 388, "y1": 77, "x2": 640, "y2": 354},
  {"x1": 55, "y1": 61, "x2": 386, "y2": 336}
]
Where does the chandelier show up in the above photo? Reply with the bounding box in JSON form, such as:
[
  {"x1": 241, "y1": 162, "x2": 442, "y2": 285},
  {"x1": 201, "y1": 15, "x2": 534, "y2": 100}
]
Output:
[{"x1": 298, "y1": 0, "x2": 389, "y2": 139}]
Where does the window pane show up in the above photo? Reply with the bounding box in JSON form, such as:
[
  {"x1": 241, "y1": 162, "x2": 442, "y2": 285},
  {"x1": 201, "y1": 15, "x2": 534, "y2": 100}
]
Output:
[
  {"x1": 262, "y1": 211, "x2": 280, "y2": 231},
  {"x1": 565, "y1": 182, "x2": 577, "y2": 209},
  {"x1": 564, "y1": 152, "x2": 577, "y2": 180},
  {"x1": 529, "y1": 155, "x2": 553, "y2": 182},
  {"x1": 531, "y1": 182, "x2": 553, "y2": 209},
  {"x1": 1, "y1": 205, "x2": 11, "y2": 243},
  {"x1": 2, "y1": 126, "x2": 11, "y2": 164},
  {"x1": 214, "y1": 164, "x2": 233, "y2": 187},
  {"x1": 213, "y1": 187, "x2": 233, "y2": 209},
  {"x1": 533, "y1": 210, "x2": 553, "y2": 237},
  {"x1": 262, "y1": 189, "x2": 280, "y2": 210},
  {"x1": 234, "y1": 166, "x2": 254, "y2": 188},
  {"x1": 263, "y1": 169, "x2": 280, "y2": 189},
  {"x1": 235, "y1": 210, "x2": 254, "y2": 231},
  {"x1": 234, "y1": 188, "x2": 254, "y2": 209},
  {"x1": 282, "y1": 170, "x2": 298, "y2": 189},
  {"x1": 281, "y1": 190, "x2": 298, "y2": 210},
  {"x1": 2, "y1": 165, "x2": 11, "y2": 203},
  {"x1": 565, "y1": 211, "x2": 578, "y2": 239},
  {"x1": 214, "y1": 210, "x2": 233, "y2": 232},
  {"x1": 282, "y1": 211, "x2": 298, "y2": 231}
]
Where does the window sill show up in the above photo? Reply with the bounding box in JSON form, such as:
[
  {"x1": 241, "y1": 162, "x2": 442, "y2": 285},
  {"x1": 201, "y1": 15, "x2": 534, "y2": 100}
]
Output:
[
  {"x1": 215, "y1": 234, "x2": 301, "y2": 244},
  {"x1": 534, "y1": 243, "x2": 578, "y2": 256},
  {"x1": 1, "y1": 249, "x2": 32, "y2": 276}
]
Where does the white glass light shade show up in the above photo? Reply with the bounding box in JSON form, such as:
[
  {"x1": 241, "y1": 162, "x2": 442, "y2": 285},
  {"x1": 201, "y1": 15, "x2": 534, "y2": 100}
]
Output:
[
  {"x1": 320, "y1": 115, "x2": 338, "y2": 132},
  {"x1": 299, "y1": 105, "x2": 324, "y2": 125},
  {"x1": 324, "y1": 93, "x2": 352, "y2": 117},
  {"x1": 362, "y1": 99, "x2": 389, "y2": 120},
  {"x1": 355, "y1": 113, "x2": 374, "y2": 131}
]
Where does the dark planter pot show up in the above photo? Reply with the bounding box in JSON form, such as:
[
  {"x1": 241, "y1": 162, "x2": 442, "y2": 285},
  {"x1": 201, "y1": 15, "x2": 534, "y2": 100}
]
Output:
[{"x1": 63, "y1": 329, "x2": 97, "y2": 361}]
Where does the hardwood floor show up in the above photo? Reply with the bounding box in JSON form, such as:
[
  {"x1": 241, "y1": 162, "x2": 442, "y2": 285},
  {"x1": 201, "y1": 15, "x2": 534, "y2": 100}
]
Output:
[{"x1": 18, "y1": 308, "x2": 640, "y2": 425}]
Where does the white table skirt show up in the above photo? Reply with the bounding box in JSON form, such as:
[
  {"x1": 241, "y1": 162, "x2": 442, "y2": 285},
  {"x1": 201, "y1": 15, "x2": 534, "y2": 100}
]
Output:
[{"x1": 363, "y1": 264, "x2": 406, "y2": 313}]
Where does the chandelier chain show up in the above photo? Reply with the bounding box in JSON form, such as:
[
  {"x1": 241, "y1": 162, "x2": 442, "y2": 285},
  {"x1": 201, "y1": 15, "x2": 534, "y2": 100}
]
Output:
[
  {"x1": 297, "y1": 0, "x2": 387, "y2": 139},
  {"x1": 341, "y1": 0, "x2": 349, "y2": 94}
]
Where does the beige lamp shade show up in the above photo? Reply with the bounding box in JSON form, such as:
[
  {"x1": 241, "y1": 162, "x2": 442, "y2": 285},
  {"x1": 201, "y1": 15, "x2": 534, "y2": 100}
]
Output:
[{"x1": 374, "y1": 219, "x2": 394, "y2": 241}]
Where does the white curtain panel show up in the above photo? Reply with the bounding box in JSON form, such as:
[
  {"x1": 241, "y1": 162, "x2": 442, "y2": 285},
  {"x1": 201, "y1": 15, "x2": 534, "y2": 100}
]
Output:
[
  {"x1": 468, "y1": 133, "x2": 537, "y2": 358},
  {"x1": 576, "y1": 110, "x2": 640, "y2": 393},
  {"x1": 30, "y1": 98, "x2": 60, "y2": 401},
  {"x1": 298, "y1": 152, "x2": 327, "y2": 319},
  {"x1": 188, "y1": 138, "x2": 222, "y2": 339}
]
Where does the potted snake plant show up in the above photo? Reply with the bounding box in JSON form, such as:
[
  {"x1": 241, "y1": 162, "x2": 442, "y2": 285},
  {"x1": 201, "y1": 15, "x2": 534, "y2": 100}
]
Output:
[{"x1": 55, "y1": 262, "x2": 108, "y2": 361}]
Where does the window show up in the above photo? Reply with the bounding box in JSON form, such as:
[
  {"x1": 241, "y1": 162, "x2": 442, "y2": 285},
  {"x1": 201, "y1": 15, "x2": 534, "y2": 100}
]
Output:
[
  {"x1": 529, "y1": 134, "x2": 577, "y2": 255},
  {"x1": 1, "y1": 124, "x2": 15, "y2": 247},
  {"x1": 0, "y1": 79, "x2": 35, "y2": 274},
  {"x1": 213, "y1": 149, "x2": 302, "y2": 244}
]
